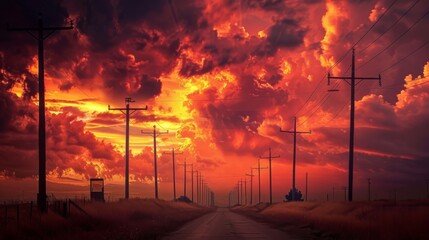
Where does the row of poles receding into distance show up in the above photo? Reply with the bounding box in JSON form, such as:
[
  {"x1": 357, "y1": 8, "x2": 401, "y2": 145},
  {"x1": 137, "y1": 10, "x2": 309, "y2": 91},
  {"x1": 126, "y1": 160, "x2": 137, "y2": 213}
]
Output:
[
  {"x1": 7, "y1": 14, "x2": 214, "y2": 212},
  {"x1": 230, "y1": 49, "x2": 382, "y2": 205},
  {"x1": 6, "y1": 13, "x2": 376, "y2": 210},
  {"x1": 229, "y1": 116, "x2": 311, "y2": 206},
  {"x1": 108, "y1": 97, "x2": 214, "y2": 207},
  {"x1": 11, "y1": 13, "x2": 408, "y2": 211}
]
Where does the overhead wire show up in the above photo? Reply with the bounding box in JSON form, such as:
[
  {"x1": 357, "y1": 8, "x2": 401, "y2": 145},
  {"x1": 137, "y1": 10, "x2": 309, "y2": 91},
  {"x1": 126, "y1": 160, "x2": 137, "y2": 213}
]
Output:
[
  {"x1": 358, "y1": 9, "x2": 429, "y2": 70},
  {"x1": 292, "y1": 0, "x2": 398, "y2": 120},
  {"x1": 358, "y1": 0, "x2": 420, "y2": 54}
]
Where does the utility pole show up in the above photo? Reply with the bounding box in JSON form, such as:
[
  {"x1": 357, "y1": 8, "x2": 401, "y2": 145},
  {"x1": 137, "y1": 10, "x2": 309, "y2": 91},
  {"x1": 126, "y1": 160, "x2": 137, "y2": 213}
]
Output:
[
  {"x1": 244, "y1": 178, "x2": 247, "y2": 205},
  {"x1": 142, "y1": 125, "x2": 169, "y2": 199},
  {"x1": 8, "y1": 14, "x2": 73, "y2": 212},
  {"x1": 246, "y1": 170, "x2": 255, "y2": 205},
  {"x1": 163, "y1": 148, "x2": 183, "y2": 201},
  {"x1": 368, "y1": 178, "x2": 371, "y2": 201},
  {"x1": 260, "y1": 148, "x2": 280, "y2": 205},
  {"x1": 189, "y1": 165, "x2": 195, "y2": 203},
  {"x1": 195, "y1": 171, "x2": 199, "y2": 204},
  {"x1": 328, "y1": 48, "x2": 381, "y2": 201},
  {"x1": 200, "y1": 175, "x2": 204, "y2": 205},
  {"x1": 305, "y1": 172, "x2": 308, "y2": 201},
  {"x1": 280, "y1": 117, "x2": 311, "y2": 201},
  {"x1": 109, "y1": 98, "x2": 147, "y2": 200},
  {"x1": 239, "y1": 179, "x2": 243, "y2": 205},
  {"x1": 177, "y1": 160, "x2": 191, "y2": 199},
  {"x1": 256, "y1": 159, "x2": 268, "y2": 203},
  {"x1": 236, "y1": 181, "x2": 239, "y2": 205}
]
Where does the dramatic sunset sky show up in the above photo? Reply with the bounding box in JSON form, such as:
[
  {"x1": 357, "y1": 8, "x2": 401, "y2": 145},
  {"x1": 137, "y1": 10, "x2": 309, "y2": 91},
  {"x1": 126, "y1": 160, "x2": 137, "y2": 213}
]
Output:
[{"x1": 0, "y1": 0, "x2": 428, "y2": 204}]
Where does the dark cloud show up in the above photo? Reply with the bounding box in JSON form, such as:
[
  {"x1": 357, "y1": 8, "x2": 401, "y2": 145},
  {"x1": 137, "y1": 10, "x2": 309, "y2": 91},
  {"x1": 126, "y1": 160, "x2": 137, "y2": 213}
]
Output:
[
  {"x1": 137, "y1": 75, "x2": 163, "y2": 99},
  {"x1": 268, "y1": 18, "x2": 307, "y2": 48}
]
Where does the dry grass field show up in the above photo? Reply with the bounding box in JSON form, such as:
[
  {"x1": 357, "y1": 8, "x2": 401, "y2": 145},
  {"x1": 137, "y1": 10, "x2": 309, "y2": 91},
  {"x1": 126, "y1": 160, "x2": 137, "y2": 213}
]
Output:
[
  {"x1": 232, "y1": 200, "x2": 429, "y2": 239},
  {"x1": 0, "y1": 199, "x2": 212, "y2": 239}
]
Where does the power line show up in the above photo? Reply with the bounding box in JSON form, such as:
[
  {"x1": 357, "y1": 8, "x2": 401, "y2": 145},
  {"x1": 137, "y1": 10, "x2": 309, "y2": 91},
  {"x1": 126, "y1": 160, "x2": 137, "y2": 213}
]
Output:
[
  {"x1": 109, "y1": 97, "x2": 148, "y2": 199},
  {"x1": 358, "y1": 9, "x2": 429, "y2": 70},
  {"x1": 293, "y1": 0, "x2": 394, "y2": 118},
  {"x1": 280, "y1": 117, "x2": 311, "y2": 201},
  {"x1": 141, "y1": 125, "x2": 169, "y2": 199},
  {"x1": 328, "y1": 49, "x2": 381, "y2": 201},
  {"x1": 380, "y1": 40, "x2": 429, "y2": 73},
  {"x1": 8, "y1": 14, "x2": 73, "y2": 212},
  {"x1": 358, "y1": 0, "x2": 418, "y2": 54},
  {"x1": 259, "y1": 148, "x2": 280, "y2": 204}
]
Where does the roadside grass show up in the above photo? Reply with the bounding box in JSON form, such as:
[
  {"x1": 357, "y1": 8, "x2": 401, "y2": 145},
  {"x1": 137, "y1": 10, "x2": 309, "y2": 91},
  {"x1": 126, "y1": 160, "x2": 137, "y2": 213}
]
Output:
[
  {"x1": 0, "y1": 199, "x2": 213, "y2": 239},
  {"x1": 233, "y1": 200, "x2": 429, "y2": 239}
]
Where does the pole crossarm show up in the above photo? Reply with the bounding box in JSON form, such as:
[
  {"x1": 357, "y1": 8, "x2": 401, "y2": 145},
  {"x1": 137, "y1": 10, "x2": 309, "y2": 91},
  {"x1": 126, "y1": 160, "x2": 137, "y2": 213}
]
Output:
[
  {"x1": 280, "y1": 117, "x2": 311, "y2": 201},
  {"x1": 108, "y1": 97, "x2": 148, "y2": 199},
  {"x1": 327, "y1": 48, "x2": 381, "y2": 201},
  {"x1": 8, "y1": 13, "x2": 74, "y2": 212},
  {"x1": 163, "y1": 148, "x2": 183, "y2": 201},
  {"x1": 178, "y1": 160, "x2": 192, "y2": 198},
  {"x1": 260, "y1": 148, "x2": 280, "y2": 205},
  {"x1": 141, "y1": 125, "x2": 169, "y2": 199}
]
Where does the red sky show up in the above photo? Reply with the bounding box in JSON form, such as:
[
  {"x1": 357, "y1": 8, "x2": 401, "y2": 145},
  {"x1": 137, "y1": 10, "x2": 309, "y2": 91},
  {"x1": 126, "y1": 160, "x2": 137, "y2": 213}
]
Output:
[{"x1": 0, "y1": 0, "x2": 428, "y2": 205}]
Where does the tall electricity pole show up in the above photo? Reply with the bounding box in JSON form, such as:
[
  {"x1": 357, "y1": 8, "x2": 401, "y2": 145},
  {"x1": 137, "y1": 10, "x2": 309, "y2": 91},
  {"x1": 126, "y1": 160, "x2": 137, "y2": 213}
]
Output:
[
  {"x1": 200, "y1": 176, "x2": 204, "y2": 205},
  {"x1": 142, "y1": 125, "x2": 168, "y2": 199},
  {"x1": 260, "y1": 148, "x2": 280, "y2": 205},
  {"x1": 280, "y1": 117, "x2": 311, "y2": 201},
  {"x1": 328, "y1": 48, "x2": 381, "y2": 201},
  {"x1": 178, "y1": 160, "x2": 191, "y2": 199},
  {"x1": 246, "y1": 170, "x2": 255, "y2": 205},
  {"x1": 163, "y1": 148, "x2": 182, "y2": 200},
  {"x1": 109, "y1": 98, "x2": 147, "y2": 200},
  {"x1": 244, "y1": 178, "x2": 247, "y2": 205},
  {"x1": 237, "y1": 181, "x2": 240, "y2": 205},
  {"x1": 189, "y1": 165, "x2": 195, "y2": 203},
  {"x1": 195, "y1": 171, "x2": 199, "y2": 204},
  {"x1": 8, "y1": 14, "x2": 73, "y2": 212},
  {"x1": 256, "y1": 159, "x2": 268, "y2": 204},
  {"x1": 240, "y1": 178, "x2": 243, "y2": 205},
  {"x1": 305, "y1": 172, "x2": 308, "y2": 201}
]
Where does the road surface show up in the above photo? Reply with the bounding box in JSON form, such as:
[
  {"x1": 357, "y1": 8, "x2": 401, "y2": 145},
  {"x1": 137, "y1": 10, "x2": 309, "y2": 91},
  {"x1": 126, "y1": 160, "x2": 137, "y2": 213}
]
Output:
[{"x1": 163, "y1": 207, "x2": 297, "y2": 240}]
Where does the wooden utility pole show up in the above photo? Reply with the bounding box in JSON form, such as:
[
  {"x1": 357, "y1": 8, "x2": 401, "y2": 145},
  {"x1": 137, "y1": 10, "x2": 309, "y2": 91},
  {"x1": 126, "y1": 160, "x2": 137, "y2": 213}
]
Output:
[
  {"x1": 260, "y1": 148, "x2": 280, "y2": 205},
  {"x1": 280, "y1": 117, "x2": 311, "y2": 201},
  {"x1": 188, "y1": 165, "x2": 195, "y2": 203},
  {"x1": 109, "y1": 98, "x2": 148, "y2": 200},
  {"x1": 177, "y1": 160, "x2": 191, "y2": 199},
  {"x1": 142, "y1": 125, "x2": 168, "y2": 199},
  {"x1": 195, "y1": 171, "x2": 198, "y2": 204},
  {"x1": 328, "y1": 48, "x2": 381, "y2": 201},
  {"x1": 256, "y1": 159, "x2": 268, "y2": 203},
  {"x1": 163, "y1": 148, "x2": 182, "y2": 201},
  {"x1": 246, "y1": 170, "x2": 255, "y2": 205},
  {"x1": 8, "y1": 14, "x2": 73, "y2": 212},
  {"x1": 305, "y1": 172, "x2": 308, "y2": 201},
  {"x1": 237, "y1": 182, "x2": 240, "y2": 205}
]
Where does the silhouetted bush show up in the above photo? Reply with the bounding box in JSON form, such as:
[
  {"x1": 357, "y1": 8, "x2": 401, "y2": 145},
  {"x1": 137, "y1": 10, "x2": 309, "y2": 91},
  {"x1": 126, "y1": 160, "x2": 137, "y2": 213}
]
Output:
[
  {"x1": 285, "y1": 188, "x2": 304, "y2": 201},
  {"x1": 176, "y1": 196, "x2": 192, "y2": 203}
]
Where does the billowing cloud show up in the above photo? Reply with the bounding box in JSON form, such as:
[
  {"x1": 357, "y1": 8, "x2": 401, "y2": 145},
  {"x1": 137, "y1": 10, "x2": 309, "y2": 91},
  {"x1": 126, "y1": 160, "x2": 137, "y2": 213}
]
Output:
[{"x1": 0, "y1": 0, "x2": 428, "y2": 202}]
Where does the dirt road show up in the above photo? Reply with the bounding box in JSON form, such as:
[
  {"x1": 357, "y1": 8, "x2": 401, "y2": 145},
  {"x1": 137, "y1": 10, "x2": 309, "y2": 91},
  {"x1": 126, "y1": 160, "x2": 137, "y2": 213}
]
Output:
[{"x1": 163, "y1": 207, "x2": 297, "y2": 240}]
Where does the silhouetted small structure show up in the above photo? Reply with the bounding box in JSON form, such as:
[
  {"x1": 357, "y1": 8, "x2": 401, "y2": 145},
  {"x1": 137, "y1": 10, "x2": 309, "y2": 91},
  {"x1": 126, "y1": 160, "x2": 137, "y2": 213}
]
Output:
[
  {"x1": 285, "y1": 188, "x2": 304, "y2": 201},
  {"x1": 90, "y1": 178, "x2": 104, "y2": 202},
  {"x1": 176, "y1": 195, "x2": 192, "y2": 203}
]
